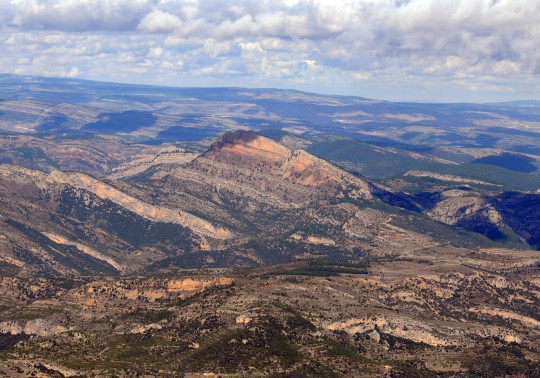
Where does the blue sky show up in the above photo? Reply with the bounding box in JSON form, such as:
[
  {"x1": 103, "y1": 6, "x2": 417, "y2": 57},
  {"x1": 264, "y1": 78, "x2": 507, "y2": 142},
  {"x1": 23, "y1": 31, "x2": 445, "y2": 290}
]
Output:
[{"x1": 0, "y1": 0, "x2": 538, "y2": 102}]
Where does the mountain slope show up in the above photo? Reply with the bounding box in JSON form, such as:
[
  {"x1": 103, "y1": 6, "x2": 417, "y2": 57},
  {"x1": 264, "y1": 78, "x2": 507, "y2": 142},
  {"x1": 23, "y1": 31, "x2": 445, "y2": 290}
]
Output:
[
  {"x1": 0, "y1": 165, "x2": 231, "y2": 276},
  {"x1": 422, "y1": 189, "x2": 540, "y2": 249}
]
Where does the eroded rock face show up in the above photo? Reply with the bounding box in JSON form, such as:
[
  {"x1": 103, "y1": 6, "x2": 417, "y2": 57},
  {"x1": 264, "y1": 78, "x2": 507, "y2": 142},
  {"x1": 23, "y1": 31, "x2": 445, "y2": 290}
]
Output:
[
  {"x1": 404, "y1": 170, "x2": 497, "y2": 186},
  {"x1": 68, "y1": 277, "x2": 235, "y2": 307},
  {"x1": 207, "y1": 130, "x2": 291, "y2": 162},
  {"x1": 42, "y1": 232, "x2": 125, "y2": 272},
  {"x1": 327, "y1": 316, "x2": 448, "y2": 346},
  {"x1": 0, "y1": 319, "x2": 69, "y2": 336},
  {"x1": 428, "y1": 194, "x2": 503, "y2": 234},
  {"x1": 110, "y1": 146, "x2": 199, "y2": 179},
  {"x1": 166, "y1": 277, "x2": 234, "y2": 292}
]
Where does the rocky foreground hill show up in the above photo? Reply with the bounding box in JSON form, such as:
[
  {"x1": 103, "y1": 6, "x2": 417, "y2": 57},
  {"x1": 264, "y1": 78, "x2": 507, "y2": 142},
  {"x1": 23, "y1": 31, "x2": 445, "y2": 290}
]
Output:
[
  {"x1": 1, "y1": 130, "x2": 540, "y2": 376},
  {"x1": 2, "y1": 245, "x2": 540, "y2": 376}
]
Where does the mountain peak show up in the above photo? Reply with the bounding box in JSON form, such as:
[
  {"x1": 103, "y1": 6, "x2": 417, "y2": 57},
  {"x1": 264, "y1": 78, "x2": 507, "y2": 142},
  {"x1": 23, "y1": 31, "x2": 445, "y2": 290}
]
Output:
[
  {"x1": 210, "y1": 130, "x2": 260, "y2": 149},
  {"x1": 206, "y1": 129, "x2": 291, "y2": 162},
  {"x1": 199, "y1": 130, "x2": 372, "y2": 197}
]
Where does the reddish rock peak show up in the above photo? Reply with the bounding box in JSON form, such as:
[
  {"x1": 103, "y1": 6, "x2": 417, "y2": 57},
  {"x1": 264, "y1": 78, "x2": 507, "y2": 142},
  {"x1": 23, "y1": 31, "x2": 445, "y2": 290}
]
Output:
[
  {"x1": 205, "y1": 130, "x2": 291, "y2": 162},
  {"x1": 207, "y1": 130, "x2": 260, "y2": 153}
]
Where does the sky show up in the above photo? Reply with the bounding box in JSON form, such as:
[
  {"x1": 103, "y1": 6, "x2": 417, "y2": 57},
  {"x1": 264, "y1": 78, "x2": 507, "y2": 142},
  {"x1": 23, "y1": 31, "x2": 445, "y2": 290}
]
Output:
[{"x1": 0, "y1": 0, "x2": 538, "y2": 103}]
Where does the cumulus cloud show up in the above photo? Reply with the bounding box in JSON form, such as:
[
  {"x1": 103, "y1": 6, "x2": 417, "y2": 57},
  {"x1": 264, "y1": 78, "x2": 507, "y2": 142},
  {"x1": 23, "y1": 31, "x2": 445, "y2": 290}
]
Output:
[
  {"x1": 0, "y1": 0, "x2": 538, "y2": 101},
  {"x1": 138, "y1": 10, "x2": 183, "y2": 33},
  {"x1": 4, "y1": 0, "x2": 154, "y2": 32}
]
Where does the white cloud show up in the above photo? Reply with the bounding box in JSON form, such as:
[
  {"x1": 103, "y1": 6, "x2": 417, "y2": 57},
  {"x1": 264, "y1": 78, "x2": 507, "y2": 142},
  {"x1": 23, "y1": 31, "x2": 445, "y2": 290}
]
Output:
[
  {"x1": 203, "y1": 38, "x2": 236, "y2": 57},
  {"x1": 62, "y1": 66, "x2": 80, "y2": 78},
  {"x1": 351, "y1": 71, "x2": 371, "y2": 81},
  {"x1": 138, "y1": 10, "x2": 183, "y2": 33},
  {"x1": 0, "y1": 0, "x2": 538, "y2": 101},
  {"x1": 148, "y1": 47, "x2": 164, "y2": 58},
  {"x1": 6, "y1": 0, "x2": 154, "y2": 32}
]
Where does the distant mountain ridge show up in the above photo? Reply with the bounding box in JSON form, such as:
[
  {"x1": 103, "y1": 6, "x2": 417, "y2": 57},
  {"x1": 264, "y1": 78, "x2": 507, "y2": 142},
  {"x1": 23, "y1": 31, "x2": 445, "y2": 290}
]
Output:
[
  {"x1": 1, "y1": 73, "x2": 540, "y2": 157},
  {"x1": 486, "y1": 100, "x2": 540, "y2": 108}
]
